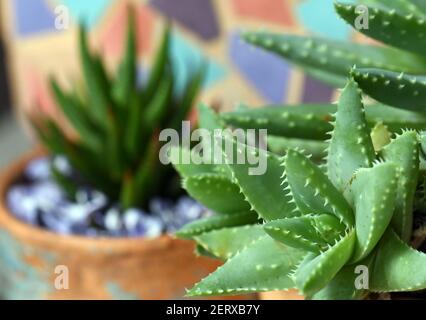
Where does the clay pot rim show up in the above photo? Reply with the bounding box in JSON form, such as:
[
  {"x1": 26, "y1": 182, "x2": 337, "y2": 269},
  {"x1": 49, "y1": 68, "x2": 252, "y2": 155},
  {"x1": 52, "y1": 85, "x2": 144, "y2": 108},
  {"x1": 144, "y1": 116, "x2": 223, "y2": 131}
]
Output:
[{"x1": 0, "y1": 148, "x2": 181, "y2": 253}]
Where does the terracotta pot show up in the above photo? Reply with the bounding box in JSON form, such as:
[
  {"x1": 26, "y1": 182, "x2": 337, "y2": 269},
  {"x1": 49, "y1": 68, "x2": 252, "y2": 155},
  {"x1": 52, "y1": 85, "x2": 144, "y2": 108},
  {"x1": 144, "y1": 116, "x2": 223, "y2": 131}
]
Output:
[
  {"x1": 259, "y1": 290, "x2": 304, "y2": 300},
  {"x1": 0, "y1": 150, "x2": 247, "y2": 300}
]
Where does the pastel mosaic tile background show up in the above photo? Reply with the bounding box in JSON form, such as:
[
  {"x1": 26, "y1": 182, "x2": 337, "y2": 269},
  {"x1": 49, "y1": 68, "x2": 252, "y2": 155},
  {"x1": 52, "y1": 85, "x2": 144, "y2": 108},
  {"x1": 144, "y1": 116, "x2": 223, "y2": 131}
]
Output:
[{"x1": 2, "y1": 0, "x2": 353, "y2": 116}]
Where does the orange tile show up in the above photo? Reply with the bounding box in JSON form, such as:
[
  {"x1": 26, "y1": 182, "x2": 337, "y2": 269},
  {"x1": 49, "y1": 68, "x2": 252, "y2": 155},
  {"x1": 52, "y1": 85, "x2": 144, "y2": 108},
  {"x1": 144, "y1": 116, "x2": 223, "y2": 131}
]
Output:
[{"x1": 231, "y1": 0, "x2": 295, "y2": 26}]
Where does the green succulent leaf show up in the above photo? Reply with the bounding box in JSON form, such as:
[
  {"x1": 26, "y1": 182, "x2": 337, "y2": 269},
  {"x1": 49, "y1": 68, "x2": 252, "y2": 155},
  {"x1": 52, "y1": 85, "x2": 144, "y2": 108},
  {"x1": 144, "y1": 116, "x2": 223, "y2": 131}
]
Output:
[
  {"x1": 182, "y1": 173, "x2": 251, "y2": 214},
  {"x1": 242, "y1": 32, "x2": 426, "y2": 89},
  {"x1": 195, "y1": 244, "x2": 219, "y2": 259},
  {"x1": 267, "y1": 136, "x2": 327, "y2": 160},
  {"x1": 198, "y1": 103, "x2": 225, "y2": 130},
  {"x1": 294, "y1": 229, "x2": 356, "y2": 297},
  {"x1": 312, "y1": 256, "x2": 374, "y2": 300},
  {"x1": 144, "y1": 69, "x2": 174, "y2": 129},
  {"x1": 124, "y1": 92, "x2": 144, "y2": 160},
  {"x1": 284, "y1": 149, "x2": 354, "y2": 226},
  {"x1": 78, "y1": 25, "x2": 112, "y2": 126},
  {"x1": 364, "y1": 104, "x2": 426, "y2": 132},
  {"x1": 193, "y1": 104, "x2": 232, "y2": 177},
  {"x1": 352, "y1": 68, "x2": 426, "y2": 111},
  {"x1": 121, "y1": 139, "x2": 158, "y2": 208},
  {"x1": 358, "y1": 0, "x2": 426, "y2": 18},
  {"x1": 112, "y1": 8, "x2": 137, "y2": 107},
  {"x1": 301, "y1": 64, "x2": 347, "y2": 88},
  {"x1": 264, "y1": 215, "x2": 346, "y2": 253},
  {"x1": 50, "y1": 78, "x2": 101, "y2": 151},
  {"x1": 194, "y1": 224, "x2": 265, "y2": 260},
  {"x1": 222, "y1": 103, "x2": 426, "y2": 136},
  {"x1": 336, "y1": 2, "x2": 426, "y2": 55},
  {"x1": 176, "y1": 212, "x2": 259, "y2": 239},
  {"x1": 221, "y1": 104, "x2": 335, "y2": 141},
  {"x1": 327, "y1": 79, "x2": 375, "y2": 192},
  {"x1": 347, "y1": 163, "x2": 398, "y2": 263},
  {"x1": 186, "y1": 236, "x2": 306, "y2": 296},
  {"x1": 144, "y1": 23, "x2": 171, "y2": 102},
  {"x1": 371, "y1": 229, "x2": 426, "y2": 292},
  {"x1": 219, "y1": 136, "x2": 298, "y2": 221},
  {"x1": 170, "y1": 146, "x2": 217, "y2": 177},
  {"x1": 381, "y1": 130, "x2": 419, "y2": 242}
]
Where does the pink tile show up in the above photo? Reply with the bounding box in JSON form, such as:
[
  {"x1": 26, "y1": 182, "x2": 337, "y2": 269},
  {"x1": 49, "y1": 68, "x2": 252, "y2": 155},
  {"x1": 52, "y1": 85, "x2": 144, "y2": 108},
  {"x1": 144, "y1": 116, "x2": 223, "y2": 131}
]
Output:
[{"x1": 99, "y1": 3, "x2": 154, "y2": 59}]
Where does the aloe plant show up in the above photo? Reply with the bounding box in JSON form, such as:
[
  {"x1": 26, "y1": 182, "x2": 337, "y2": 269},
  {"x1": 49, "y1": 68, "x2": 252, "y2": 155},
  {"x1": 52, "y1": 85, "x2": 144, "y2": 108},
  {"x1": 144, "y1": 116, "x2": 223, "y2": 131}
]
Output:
[
  {"x1": 169, "y1": 0, "x2": 426, "y2": 300},
  {"x1": 30, "y1": 10, "x2": 204, "y2": 210},
  {"x1": 173, "y1": 79, "x2": 426, "y2": 299}
]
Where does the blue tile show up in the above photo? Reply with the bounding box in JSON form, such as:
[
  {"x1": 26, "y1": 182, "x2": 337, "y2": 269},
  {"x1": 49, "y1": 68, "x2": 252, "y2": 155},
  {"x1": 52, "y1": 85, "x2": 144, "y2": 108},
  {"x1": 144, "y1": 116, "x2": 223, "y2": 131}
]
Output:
[
  {"x1": 229, "y1": 31, "x2": 290, "y2": 104},
  {"x1": 13, "y1": 0, "x2": 57, "y2": 37}
]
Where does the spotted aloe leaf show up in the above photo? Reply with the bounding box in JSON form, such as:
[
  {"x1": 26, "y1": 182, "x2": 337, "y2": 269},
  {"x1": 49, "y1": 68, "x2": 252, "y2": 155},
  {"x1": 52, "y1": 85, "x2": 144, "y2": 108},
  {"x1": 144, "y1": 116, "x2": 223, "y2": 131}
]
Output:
[
  {"x1": 381, "y1": 131, "x2": 419, "y2": 242},
  {"x1": 196, "y1": 104, "x2": 232, "y2": 177},
  {"x1": 170, "y1": 146, "x2": 217, "y2": 177},
  {"x1": 336, "y1": 2, "x2": 426, "y2": 55},
  {"x1": 364, "y1": 104, "x2": 426, "y2": 132},
  {"x1": 284, "y1": 149, "x2": 354, "y2": 226},
  {"x1": 198, "y1": 103, "x2": 225, "y2": 131},
  {"x1": 176, "y1": 211, "x2": 259, "y2": 239},
  {"x1": 359, "y1": 0, "x2": 426, "y2": 17},
  {"x1": 352, "y1": 68, "x2": 426, "y2": 111},
  {"x1": 371, "y1": 229, "x2": 426, "y2": 292},
  {"x1": 221, "y1": 104, "x2": 335, "y2": 141},
  {"x1": 218, "y1": 136, "x2": 297, "y2": 221},
  {"x1": 182, "y1": 173, "x2": 251, "y2": 214},
  {"x1": 242, "y1": 32, "x2": 426, "y2": 88},
  {"x1": 267, "y1": 136, "x2": 327, "y2": 160},
  {"x1": 186, "y1": 236, "x2": 306, "y2": 296},
  {"x1": 293, "y1": 229, "x2": 356, "y2": 297},
  {"x1": 347, "y1": 162, "x2": 398, "y2": 263},
  {"x1": 327, "y1": 79, "x2": 375, "y2": 192},
  {"x1": 264, "y1": 215, "x2": 346, "y2": 254},
  {"x1": 194, "y1": 225, "x2": 265, "y2": 260},
  {"x1": 222, "y1": 103, "x2": 426, "y2": 136},
  {"x1": 312, "y1": 255, "x2": 374, "y2": 300}
]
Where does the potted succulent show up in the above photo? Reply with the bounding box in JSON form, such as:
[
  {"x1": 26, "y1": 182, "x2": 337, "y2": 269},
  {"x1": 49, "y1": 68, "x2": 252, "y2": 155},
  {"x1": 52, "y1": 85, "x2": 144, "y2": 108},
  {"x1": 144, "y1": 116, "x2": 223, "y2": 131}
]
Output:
[
  {"x1": 0, "y1": 11, "x2": 222, "y2": 300},
  {"x1": 171, "y1": 0, "x2": 426, "y2": 299}
]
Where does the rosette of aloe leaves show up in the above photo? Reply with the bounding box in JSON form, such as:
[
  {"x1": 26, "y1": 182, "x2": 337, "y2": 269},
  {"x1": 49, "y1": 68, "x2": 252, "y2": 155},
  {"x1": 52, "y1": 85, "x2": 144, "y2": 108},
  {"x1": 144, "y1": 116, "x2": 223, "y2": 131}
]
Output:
[
  {"x1": 172, "y1": 79, "x2": 426, "y2": 299},
  {"x1": 168, "y1": 0, "x2": 426, "y2": 299}
]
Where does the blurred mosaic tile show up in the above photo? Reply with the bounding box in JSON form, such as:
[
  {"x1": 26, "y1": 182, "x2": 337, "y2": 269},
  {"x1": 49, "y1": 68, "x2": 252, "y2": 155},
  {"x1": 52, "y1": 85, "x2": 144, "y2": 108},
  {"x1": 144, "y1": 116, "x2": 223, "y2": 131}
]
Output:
[
  {"x1": 13, "y1": 0, "x2": 57, "y2": 36},
  {"x1": 295, "y1": 0, "x2": 351, "y2": 40},
  {"x1": 302, "y1": 75, "x2": 334, "y2": 103},
  {"x1": 149, "y1": 0, "x2": 219, "y2": 40},
  {"x1": 229, "y1": 32, "x2": 290, "y2": 104},
  {"x1": 231, "y1": 0, "x2": 294, "y2": 27},
  {"x1": 169, "y1": 32, "x2": 227, "y2": 94},
  {"x1": 60, "y1": 0, "x2": 112, "y2": 29}
]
